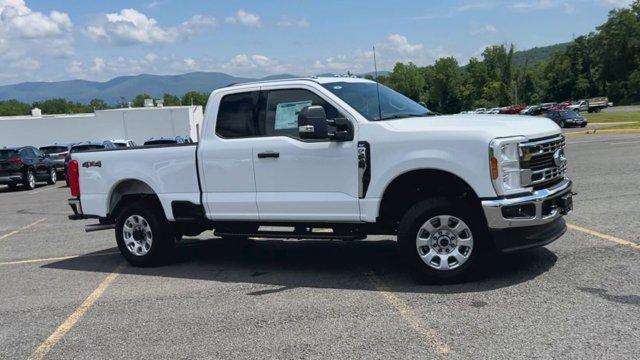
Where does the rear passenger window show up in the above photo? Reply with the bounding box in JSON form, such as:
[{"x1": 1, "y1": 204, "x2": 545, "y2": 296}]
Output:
[
  {"x1": 216, "y1": 91, "x2": 259, "y2": 138},
  {"x1": 261, "y1": 89, "x2": 341, "y2": 138}
]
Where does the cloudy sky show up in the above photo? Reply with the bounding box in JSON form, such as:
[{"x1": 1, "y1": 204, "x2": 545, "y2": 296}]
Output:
[{"x1": 0, "y1": 0, "x2": 634, "y2": 85}]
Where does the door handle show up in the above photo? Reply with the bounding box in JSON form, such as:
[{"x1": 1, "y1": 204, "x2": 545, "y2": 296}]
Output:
[{"x1": 257, "y1": 151, "x2": 279, "y2": 159}]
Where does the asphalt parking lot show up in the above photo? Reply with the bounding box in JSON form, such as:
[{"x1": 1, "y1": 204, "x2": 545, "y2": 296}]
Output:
[{"x1": 1, "y1": 132, "x2": 639, "y2": 359}]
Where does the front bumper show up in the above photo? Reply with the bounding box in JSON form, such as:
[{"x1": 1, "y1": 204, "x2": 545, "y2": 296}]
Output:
[
  {"x1": 0, "y1": 175, "x2": 23, "y2": 184},
  {"x1": 481, "y1": 178, "x2": 572, "y2": 229}
]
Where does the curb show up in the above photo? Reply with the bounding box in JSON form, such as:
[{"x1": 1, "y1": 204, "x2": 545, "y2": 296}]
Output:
[{"x1": 564, "y1": 128, "x2": 640, "y2": 136}]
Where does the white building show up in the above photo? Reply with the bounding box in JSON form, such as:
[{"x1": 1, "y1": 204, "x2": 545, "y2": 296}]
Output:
[{"x1": 0, "y1": 105, "x2": 203, "y2": 147}]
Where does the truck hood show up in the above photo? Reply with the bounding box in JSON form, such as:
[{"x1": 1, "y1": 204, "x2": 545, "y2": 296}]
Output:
[{"x1": 384, "y1": 114, "x2": 561, "y2": 141}]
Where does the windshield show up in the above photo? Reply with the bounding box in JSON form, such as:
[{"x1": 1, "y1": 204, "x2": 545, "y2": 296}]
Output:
[
  {"x1": 0, "y1": 150, "x2": 18, "y2": 159},
  {"x1": 560, "y1": 111, "x2": 580, "y2": 119},
  {"x1": 322, "y1": 82, "x2": 431, "y2": 121},
  {"x1": 40, "y1": 146, "x2": 68, "y2": 154},
  {"x1": 72, "y1": 145, "x2": 103, "y2": 152}
]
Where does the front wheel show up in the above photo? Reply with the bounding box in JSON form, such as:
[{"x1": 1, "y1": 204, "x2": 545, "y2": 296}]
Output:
[
  {"x1": 115, "y1": 201, "x2": 175, "y2": 266},
  {"x1": 398, "y1": 198, "x2": 485, "y2": 284}
]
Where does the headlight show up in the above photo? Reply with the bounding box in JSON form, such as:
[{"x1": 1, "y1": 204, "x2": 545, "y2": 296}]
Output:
[{"x1": 489, "y1": 136, "x2": 530, "y2": 196}]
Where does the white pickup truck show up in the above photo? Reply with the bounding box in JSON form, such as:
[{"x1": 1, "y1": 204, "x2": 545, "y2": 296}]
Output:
[{"x1": 68, "y1": 77, "x2": 573, "y2": 282}]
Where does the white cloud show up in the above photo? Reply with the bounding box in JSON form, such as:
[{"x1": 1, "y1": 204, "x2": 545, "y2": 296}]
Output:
[
  {"x1": 225, "y1": 54, "x2": 286, "y2": 73},
  {"x1": 455, "y1": 1, "x2": 498, "y2": 12},
  {"x1": 0, "y1": 0, "x2": 72, "y2": 39},
  {"x1": 85, "y1": 9, "x2": 215, "y2": 46},
  {"x1": 471, "y1": 24, "x2": 498, "y2": 35},
  {"x1": 276, "y1": 17, "x2": 310, "y2": 28},
  {"x1": 385, "y1": 34, "x2": 424, "y2": 54},
  {"x1": 509, "y1": 0, "x2": 556, "y2": 12},
  {"x1": 225, "y1": 9, "x2": 262, "y2": 28}
]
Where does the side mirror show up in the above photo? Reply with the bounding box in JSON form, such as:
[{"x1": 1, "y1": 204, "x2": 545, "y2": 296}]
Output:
[{"x1": 298, "y1": 105, "x2": 329, "y2": 140}]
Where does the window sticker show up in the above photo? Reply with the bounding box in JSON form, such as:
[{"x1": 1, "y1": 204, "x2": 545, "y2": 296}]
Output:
[{"x1": 274, "y1": 100, "x2": 312, "y2": 130}]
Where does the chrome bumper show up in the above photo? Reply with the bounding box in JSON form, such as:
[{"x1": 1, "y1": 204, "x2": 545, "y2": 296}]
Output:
[{"x1": 481, "y1": 178, "x2": 573, "y2": 229}]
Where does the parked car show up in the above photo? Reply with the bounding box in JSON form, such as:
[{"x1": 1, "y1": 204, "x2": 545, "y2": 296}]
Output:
[
  {"x1": 474, "y1": 108, "x2": 487, "y2": 114},
  {"x1": 567, "y1": 97, "x2": 611, "y2": 113},
  {"x1": 548, "y1": 101, "x2": 572, "y2": 112},
  {"x1": 143, "y1": 136, "x2": 193, "y2": 146},
  {"x1": 499, "y1": 105, "x2": 525, "y2": 114},
  {"x1": 64, "y1": 141, "x2": 116, "y2": 185},
  {"x1": 539, "y1": 102, "x2": 557, "y2": 112},
  {"x1": 39, "y1": 143, "x2": 74, "y2": 177},
  {"x1": 68, "y1": 77, "x2": 573, "y2": 283},
  {"x1": 0, "y1": 146, "x2": 57, "y2": 190},
  {"x1": 111, "y1": 139, "x2": 137, "y2": 148},
  {"x1": 488, "y1": 107, "x2": 501, "y2": 114},
  {"x1": 546, "y1": 110, "x2": 588, "y2": 128},
  {"x1": 520, "y1": 105, "x2": 542, "y2": 116}
]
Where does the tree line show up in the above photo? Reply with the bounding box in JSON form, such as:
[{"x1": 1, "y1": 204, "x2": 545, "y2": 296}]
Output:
[
  {"x1": 372, "y1": 1, "x2": 640, "y2": 114},
  {"x1": 0, "y1": 91, "x2": 210, "y2": 117}
]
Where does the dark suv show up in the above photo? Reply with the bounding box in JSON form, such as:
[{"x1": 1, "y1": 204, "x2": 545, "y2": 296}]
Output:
[
  {"x1": 546, "y1": 110, "x2": 588, "y2": 128},
  {"x1": 0, "y1": 146, "x2": 57, "y2": 190},
  {"x1": 40, "y1": 143, "x2": 74, "y2": 177}
]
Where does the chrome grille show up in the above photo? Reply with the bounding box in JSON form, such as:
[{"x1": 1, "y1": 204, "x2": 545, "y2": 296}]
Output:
[{"x1": 520, "y1": 135, "x2": 566, "y2": 188}]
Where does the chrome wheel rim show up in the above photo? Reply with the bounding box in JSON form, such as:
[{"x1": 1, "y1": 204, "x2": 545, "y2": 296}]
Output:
[
  {"x1": 122, "y1": 215, "x2": 153, "y2": 256},
  {"x1": 28, "y1": 172, "x2": 35, "y2": 189},
  {"x1": 416, "y1": 215, "x2": 473, "y2": 271},
  {"x1": 50, "y1": 169, "x2": 57, "y2": 183}
]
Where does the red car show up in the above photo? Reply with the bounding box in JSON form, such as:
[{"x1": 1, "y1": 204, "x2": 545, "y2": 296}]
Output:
[
  {"x1": 499, "y1": 105, "x2": 526, "y2": 114},
  {"x1": 548, "y1": 101, "x2": 572, "y2": 112}
]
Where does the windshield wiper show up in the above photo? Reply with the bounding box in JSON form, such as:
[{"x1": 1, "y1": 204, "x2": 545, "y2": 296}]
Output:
[{"x1": 378, "y1": 113, "x2": 431, "y2": 120}]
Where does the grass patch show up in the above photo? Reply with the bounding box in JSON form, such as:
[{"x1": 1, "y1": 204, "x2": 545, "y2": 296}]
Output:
[
  {"x1": 584, "y1": 111, "x2": 640, "y2": 123},
  {"x1": 601, "y1": 122, "x2": 640, "y2": 130}
]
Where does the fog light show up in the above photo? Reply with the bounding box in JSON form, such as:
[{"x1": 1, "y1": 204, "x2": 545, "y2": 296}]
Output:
[{"x1": 502, "y1": 204, "x2": 536, "y2": 219}]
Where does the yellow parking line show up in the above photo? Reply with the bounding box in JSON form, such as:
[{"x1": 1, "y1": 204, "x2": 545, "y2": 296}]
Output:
[
  {"x1": 567, "y1": 223, "x2": 640, "y2": 251},
  {"x1": 0, "y1": 251, "x2": 120, "y2": 267},
  {"x1": 368, "y1": 273, "x2": 450, "y2": 356},
  {"x1": 28, "y1": 262, "x2": 126, "y2": 360},
  {"x1": 0, "y1": 218, "x2": 47, "y2": 240}
]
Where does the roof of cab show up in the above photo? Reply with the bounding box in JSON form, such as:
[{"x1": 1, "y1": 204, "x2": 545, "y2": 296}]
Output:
[{"x1": 225, "y1": 76, "x2": 374, "y2": 89}]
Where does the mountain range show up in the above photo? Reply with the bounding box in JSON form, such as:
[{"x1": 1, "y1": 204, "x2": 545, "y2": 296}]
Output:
[{"x1": 0, "y1": 43, "x2": 566, "y2": 104}]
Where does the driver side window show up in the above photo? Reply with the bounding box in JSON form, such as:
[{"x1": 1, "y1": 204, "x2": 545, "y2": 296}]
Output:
[{"x1": 260, "y1": 89, "x2": 341, "y2": 139}]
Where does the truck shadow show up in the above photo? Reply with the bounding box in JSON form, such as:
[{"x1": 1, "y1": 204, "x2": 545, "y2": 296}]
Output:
[{"x1": 43, "y1": 237, "x2": 557, "y2": 294}]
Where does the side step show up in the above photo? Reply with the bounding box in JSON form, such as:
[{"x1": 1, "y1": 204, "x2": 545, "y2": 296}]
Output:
[
  {"x1": 214, "y1": 230, "x2": 366, "y2": 241},
  {"x1": 85, "y1": 223, "x2": 115, "y2": 232}
]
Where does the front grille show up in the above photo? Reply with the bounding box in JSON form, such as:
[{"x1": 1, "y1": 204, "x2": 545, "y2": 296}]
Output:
[{"x1": 520, "y1": 135, "x2": 566, "y2": 189}]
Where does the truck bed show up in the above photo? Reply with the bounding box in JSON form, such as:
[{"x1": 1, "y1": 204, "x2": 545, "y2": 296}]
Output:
[{"x1": 72, "y1": 143, "x2": 200, "y2": 221}]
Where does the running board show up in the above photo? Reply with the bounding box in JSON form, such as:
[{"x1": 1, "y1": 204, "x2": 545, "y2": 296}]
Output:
[
  {"x1": 214, "y1": 230, "x2": 366, "y2": 241},
  {"x1": 85, "y1": 223, "x2": 115, "y2": 232}
]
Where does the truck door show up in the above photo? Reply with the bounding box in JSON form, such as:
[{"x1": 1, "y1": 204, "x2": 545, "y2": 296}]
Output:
[
  {"x1": 199, "y1": 90, "x2": 260, "y2": 220},
  {"x1": 251, "y1": 87, "x2": 360, "y2": 222}
]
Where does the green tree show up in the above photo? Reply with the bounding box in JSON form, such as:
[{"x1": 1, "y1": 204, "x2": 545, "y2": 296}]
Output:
[
  {"x1": 181, "y1": 91, "x2": 209, "y2": 108},
  {"x1": 427, "y1": 57, "x2": 464, "y2": 114},
  {"x1": 386, "y1": 62, "x2": 425, "y2": 101},
  {"x1": 0, "y1": 99, "x2": 31, "y2": 116},
  {"x1": 163, "y1": 93, "x2": 181, "y2": 106},
  {"x1": 132, "y1": 94, "x2": 152, "y2": 107},
  {"x1": 89, "y1": 99, "x2": 109, "y2": 110}
]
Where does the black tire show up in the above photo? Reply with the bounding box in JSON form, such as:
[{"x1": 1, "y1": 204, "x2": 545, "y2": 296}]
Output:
[
  {"x1": 398, "y1": 198, "x2": 486, "y2": 284},
  {"x1": 115, "y1": 201, "x2": 175, "y2": 267},
  {"x1": 559, "y1": 120, "x2": 565, "y2": 128},
  {"x1": 23, "y1": 170, "x2": 36, "y2": 190},
  {"x1": 46, "y1": 168, "x2": 57, "y2": 185},
  {"x1": 580, "y1": 123, "x2": 587, "y2": 128}
]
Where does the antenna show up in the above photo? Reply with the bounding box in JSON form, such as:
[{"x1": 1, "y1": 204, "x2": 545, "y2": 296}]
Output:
[{"x1": 373, "y1": 46, "x2": 383, "y2": 121}]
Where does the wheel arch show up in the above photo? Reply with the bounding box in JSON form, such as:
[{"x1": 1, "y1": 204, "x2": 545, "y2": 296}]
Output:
[
  {"x1": 377, "y1": 168, "x2": 484, "y2": 232},
  {"x1": 107, "y1": 179, "x2": 163, "y2": 221}
]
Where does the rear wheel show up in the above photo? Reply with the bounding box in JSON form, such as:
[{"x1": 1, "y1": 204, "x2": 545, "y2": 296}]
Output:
[
  {"x1": 47, "y1": 168, "x2": 57, "y2": 184},
  {"x1": 23, "y1": 170, "x2": 36, "y2": 190},
  {"x1": 398, "y1": 198, "x2": 485, "y2": 284},
  {"x1": 115, "y1": 201, "x2": 175, "y2": 266},
  {"x1": 559, "y1": 120, "x2": 566, "y2": 128}
]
